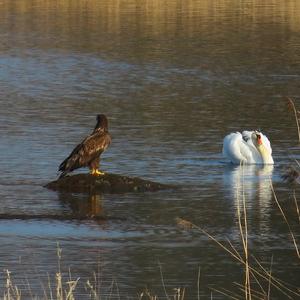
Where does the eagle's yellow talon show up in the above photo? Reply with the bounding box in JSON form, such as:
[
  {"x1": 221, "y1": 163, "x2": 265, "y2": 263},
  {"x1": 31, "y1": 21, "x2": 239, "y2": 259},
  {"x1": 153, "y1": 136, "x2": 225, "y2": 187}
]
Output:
[
  {"x1": 90, "y1": 169, "x2": 104, "y2": 176},
  {"x1": 94, "y1": 169, "x2": 105, "y2": 176}
]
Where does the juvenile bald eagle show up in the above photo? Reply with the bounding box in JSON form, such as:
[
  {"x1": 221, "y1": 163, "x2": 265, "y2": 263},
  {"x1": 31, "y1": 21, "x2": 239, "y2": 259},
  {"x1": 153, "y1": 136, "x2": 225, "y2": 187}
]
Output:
[{"x1": 58, "y1": 114, "x2": 111, "y2": 179}]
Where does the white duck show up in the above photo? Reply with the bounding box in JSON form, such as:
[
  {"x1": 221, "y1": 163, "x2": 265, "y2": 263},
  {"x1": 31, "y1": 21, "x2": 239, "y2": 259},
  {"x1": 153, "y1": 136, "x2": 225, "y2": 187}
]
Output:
[{"x1": 222, "y1": 130, "x2": 274, "y2": 165}]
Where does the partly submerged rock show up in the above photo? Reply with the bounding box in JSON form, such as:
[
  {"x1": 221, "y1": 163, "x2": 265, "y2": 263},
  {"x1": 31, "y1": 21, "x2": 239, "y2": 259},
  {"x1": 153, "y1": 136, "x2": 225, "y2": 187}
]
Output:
[
  {"x1": 282, "y1": 166, "x2": 300, "y2": 184},
  {"x1": 45, "y1": 173, "x2": 174, "y2": 194}
]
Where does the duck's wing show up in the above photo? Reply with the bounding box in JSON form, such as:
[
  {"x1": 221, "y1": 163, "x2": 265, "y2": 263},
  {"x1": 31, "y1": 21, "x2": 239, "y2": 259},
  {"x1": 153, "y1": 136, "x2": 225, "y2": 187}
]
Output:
[
  {"x1": 223, "y1": 132, "x2": 258, "y2": 164},
  {"x1": 242, "y1": 130, "x2": 254, "y2": 143}
]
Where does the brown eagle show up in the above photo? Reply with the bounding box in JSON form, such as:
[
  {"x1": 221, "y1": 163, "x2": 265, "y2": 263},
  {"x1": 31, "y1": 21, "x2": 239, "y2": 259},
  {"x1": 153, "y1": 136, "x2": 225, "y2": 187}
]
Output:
[{"x1": 58, "y1": 114, "x2": 111, "y2": 178}]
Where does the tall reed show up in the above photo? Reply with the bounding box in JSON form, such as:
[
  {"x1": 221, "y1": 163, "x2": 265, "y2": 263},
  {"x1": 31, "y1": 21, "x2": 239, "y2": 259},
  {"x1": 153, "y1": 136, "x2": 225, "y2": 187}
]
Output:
[
  {"x1": 270, "y1": 182, "x2": 300, "y2": 258},
  {"x1": 177, "y1": 164, "x2": 300, "y2": 299},
  {"x1": 286, "y1": 97, "x2": 300, "y2": 143}
]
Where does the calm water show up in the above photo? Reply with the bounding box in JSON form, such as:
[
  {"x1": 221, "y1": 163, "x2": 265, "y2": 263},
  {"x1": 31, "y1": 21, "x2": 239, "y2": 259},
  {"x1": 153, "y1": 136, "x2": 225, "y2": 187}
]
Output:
[{"x1": 0, "y1": 0, "x2": 300, "y2": 298}]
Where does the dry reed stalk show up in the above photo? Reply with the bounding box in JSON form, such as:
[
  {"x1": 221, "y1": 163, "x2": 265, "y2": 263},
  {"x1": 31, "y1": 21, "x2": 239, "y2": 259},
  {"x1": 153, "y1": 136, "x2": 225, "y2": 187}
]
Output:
[
  {"x1": 86, "y1": 280, "x2": 98, "y2": 300},
  {"x1": 270, "y1": 181, "x2": 300, "y2": 258},
  {"x1": 251, "y1": 255, "x2": 299, "y2": 298},
  {"x1": 237, "y1": 264, "x2": 267, "y2": 298},
  {"x1": 56, "y1": 244, "x2": 63, "y2": 300},
  {"x1": 138, "y1": 289, "x2": 158, "y2": 300},
  {"x1": 293, "y1": 191, "x2": 300, "y2": 224},
  {"x1": 56, "y1": 272, "x2": 63, "y2": 300},
  {"x1": 47, "y1": 273, "x2": 53, "y2": 300},
  {"x1": 65, "y1": 279, "x2": 79, "y2": 300},
  {"x1": 267, "y1": 255, "x2": 273, "y2": 300},
  {"x1": 223, "y1": 286, "x2": 250, "y2": 299},
  {"x1": 93, "y1": 272, "x2": 100, "y2": 300},
  {"x1": 107, "y1": 279, "x2": 120, "y2": 300},
  {"x1": 209, "y1": 287, "x2": 241, "y2": 300},
  {"x1": 233, "y1": 282, "x2": 266, "y2": 299},
  {"x1": 87, "y1": 261, "x2": 102, "y2": 300},
  {"x1": 286, "y1": 97, "x2": 300, "y2": 143},
  {"x1": 65, "y1": 268, "x2": 80, "y2": 300},
  {"x1": 4, "y1": 270, "x2": 21, "y2": 300},
  {"x1": 94, "y1": 261, "x2": 102, "y2": 300},
  {"x1": 176, "y1": 217, "x2": 241, "y2": 261},
  {"x1": 36, "y1": 273, "x2": 49, "y2": 300},
  {"x1": 174, "y1": 287, "x2": 185, "y2": 300},
  {"x1": 115, "y1": 280, "x2": 121, "y2": 300},
  {"x1": 236, "y1": 164, "x2": 251, "y2": 300},
  {"x1": 197, "y1": 266, "x2": 201, "y2": 300},
  {"x1": 177, "y1": 217, "x2": 300, "y2": 298},
  {"x1": 53, "y1": 244, "x2": 81, "y2": 300},
  {"x1": 158, "y1": 261, "x2": 170, "y2": 300}
]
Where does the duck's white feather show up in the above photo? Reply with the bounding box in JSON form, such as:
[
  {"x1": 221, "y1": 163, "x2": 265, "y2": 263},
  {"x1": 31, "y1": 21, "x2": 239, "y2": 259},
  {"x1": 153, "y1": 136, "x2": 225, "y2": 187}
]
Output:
[{"x1": 222, "y1": 131, "x2": 273, "y2": 165}]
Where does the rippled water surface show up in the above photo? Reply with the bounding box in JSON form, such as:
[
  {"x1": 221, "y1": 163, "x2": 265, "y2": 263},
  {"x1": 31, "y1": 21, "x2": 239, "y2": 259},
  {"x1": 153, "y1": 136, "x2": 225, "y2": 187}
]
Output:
[{"x1": 0, "y1": 0, "x2": 300, "y2": 298}]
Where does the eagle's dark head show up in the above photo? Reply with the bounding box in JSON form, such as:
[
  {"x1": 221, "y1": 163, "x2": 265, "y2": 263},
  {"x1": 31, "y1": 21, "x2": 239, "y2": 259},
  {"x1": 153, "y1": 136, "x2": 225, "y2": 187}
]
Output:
[{"x1": 95, "y1": 114, "x2": 108, "y2": 131}]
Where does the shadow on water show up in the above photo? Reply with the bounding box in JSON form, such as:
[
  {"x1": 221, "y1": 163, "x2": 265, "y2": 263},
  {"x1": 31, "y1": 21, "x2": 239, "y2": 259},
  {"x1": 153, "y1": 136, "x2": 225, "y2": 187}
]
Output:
[{"x1": 0, "y1": 191, "x2": 126, "y2": 223}]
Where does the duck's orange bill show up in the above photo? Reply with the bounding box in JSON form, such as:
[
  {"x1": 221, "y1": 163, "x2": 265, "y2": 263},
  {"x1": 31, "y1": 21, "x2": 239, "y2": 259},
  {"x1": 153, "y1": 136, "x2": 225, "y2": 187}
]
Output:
[{"x1": 257, "y1": 135, "x2": 262, "y2": 145}]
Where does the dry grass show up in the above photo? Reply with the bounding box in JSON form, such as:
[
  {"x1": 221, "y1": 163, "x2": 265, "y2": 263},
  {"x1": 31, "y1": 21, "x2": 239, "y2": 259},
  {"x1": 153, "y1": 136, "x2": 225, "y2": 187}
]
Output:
[
  {"x1": 3, "y1": 194, "x2": 300, "y2": 300},
  {"x1": 270, "y1": 182, "x2": 300, "y2": 259},
  {"x1": 2, "y1": 252, "x2": 187, "y2": 300},
  {"x1": 286, "y1": 97, "x2": 300, "y2": 143},
  {"x1": 3, "y1": 270, "x2": 21, "y2": 300},
  {"x1": 177, "y1": 164, "x2": 300, "y2": 300},
  {"x1": 236, "y1": 165, "x2": 251, "y2": 299},
  {"x1": 2, "y1": 168, "x2": 300, "y2": 299}
]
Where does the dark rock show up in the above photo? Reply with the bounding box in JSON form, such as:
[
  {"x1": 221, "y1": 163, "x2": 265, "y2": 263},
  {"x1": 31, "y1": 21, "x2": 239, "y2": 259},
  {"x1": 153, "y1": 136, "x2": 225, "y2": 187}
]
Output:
[
  {"x1": 45, "y1": 173, "x2": 174, "y2": 194},
  {"x1": 282, "y1": 166, "x2": 300, "y2": 184}
]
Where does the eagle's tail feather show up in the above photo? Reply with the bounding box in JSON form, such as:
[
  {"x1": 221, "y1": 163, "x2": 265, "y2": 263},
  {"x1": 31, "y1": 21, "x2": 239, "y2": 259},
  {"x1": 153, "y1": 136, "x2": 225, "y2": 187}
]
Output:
[
  {"x1": 58, "y1": 154, "x2": 81, "y2": 179},
  {"x1": 58, "y1": 171, "x2": 68, "y2": 179}
]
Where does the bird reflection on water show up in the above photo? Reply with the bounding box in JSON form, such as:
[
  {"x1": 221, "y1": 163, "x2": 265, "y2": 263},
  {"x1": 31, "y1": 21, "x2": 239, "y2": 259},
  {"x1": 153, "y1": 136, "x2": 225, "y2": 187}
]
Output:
[
  {"x1": 57, "y1": 192, "x2": 127, "y2": 224},
  {"x1": 58, "y1": 192, "x2": 105, "y2": 220},
  {"x1": 223, "y1": 164, "x2": 274, "y2": 215},
  {"x1": 0, "y1": 193, "x2": 107, "y2": 222}
]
